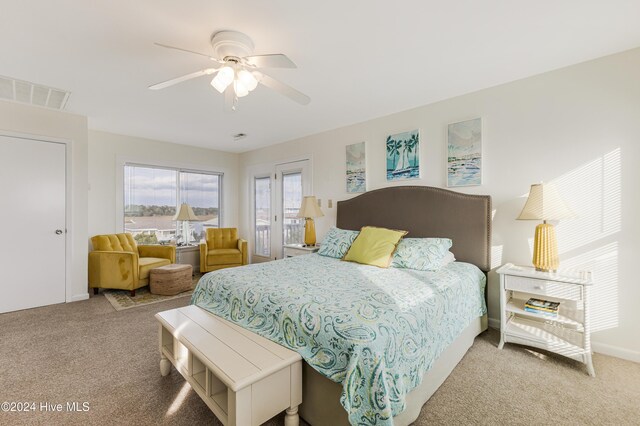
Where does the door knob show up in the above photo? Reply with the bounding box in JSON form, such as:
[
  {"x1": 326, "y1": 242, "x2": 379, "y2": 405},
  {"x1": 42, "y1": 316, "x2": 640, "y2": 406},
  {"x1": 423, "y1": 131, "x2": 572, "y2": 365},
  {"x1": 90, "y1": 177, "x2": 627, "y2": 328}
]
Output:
[{"x1": 55, "y1": 229, "x2": 63, "y2": 235}]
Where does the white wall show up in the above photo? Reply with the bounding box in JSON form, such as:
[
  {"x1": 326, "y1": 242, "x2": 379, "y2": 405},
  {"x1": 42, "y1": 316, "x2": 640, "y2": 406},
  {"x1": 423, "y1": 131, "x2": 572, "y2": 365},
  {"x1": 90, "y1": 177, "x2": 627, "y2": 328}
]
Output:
[
  {"x1": 239, "y1": 48, "x2": 640, "y2": 361},
  {"x1": 0, "y1": 100, "x2": 89, "y2": 303},
  {"x1": 88, "y1": 130, "x2": 240, "y2": 237}
]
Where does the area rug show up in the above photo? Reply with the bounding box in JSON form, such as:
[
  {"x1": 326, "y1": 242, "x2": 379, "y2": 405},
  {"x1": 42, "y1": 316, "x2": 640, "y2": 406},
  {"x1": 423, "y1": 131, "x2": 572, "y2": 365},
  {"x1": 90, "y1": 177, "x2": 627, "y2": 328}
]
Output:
[{"x1": 103, "y1": 274, "x2": 202, "y2": 311}]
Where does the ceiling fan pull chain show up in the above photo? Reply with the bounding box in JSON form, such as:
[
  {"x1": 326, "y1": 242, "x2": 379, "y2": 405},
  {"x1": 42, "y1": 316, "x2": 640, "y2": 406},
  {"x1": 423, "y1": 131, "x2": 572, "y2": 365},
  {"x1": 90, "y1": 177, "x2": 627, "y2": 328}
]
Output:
[{"x1": 233, "y1": 94, "x2": 239, "y2": 111}]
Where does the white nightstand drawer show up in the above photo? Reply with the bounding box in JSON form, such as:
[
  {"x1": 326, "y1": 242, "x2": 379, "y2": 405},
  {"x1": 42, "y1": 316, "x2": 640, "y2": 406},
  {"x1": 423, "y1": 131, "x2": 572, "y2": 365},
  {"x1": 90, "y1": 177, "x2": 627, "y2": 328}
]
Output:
[
  {"x1": 505, "y1": 275, "x2": 582, "y2": 300},
  {"x1": 285, "y1": 247, "x2": 309, "y2": 257},
  {"x1": 283, "y1": 244, "x2": 319, "y2": 258}
]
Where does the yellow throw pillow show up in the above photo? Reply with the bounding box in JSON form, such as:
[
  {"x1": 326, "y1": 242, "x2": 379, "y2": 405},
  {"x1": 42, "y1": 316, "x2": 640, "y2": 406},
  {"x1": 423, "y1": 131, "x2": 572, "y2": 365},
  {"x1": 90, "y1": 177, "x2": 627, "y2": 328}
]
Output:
[{"x1": 343, "y1": 226, "x2": 407, "y2": 268}]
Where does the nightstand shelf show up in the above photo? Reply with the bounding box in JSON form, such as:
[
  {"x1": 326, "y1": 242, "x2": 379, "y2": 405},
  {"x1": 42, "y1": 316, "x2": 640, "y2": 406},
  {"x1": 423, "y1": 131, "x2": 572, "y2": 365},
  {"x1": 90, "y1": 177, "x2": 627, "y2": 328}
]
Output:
[
  {"x1": 505, "y1": 298, "x2": 584, "y2": 329},
  {"x1": 497, "y1": 263, "x2": 595, "y2": 376},
  {"x1": 504, "y1": 316, "x2": 584, "y2": 356}
]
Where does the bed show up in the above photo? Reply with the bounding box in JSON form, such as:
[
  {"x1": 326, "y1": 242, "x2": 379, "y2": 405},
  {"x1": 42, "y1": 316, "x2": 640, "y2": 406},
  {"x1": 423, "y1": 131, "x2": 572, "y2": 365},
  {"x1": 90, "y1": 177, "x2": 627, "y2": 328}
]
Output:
[{"x1": 192, "y1": 186, "x2": 492, "y2": 425}]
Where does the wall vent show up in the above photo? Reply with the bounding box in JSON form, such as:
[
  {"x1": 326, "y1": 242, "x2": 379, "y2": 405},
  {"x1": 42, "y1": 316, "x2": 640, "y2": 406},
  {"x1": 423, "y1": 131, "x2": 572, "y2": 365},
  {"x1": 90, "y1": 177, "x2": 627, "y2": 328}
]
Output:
[{"x1": 0, "y1": 76, "x2": 70, "y2": 110}]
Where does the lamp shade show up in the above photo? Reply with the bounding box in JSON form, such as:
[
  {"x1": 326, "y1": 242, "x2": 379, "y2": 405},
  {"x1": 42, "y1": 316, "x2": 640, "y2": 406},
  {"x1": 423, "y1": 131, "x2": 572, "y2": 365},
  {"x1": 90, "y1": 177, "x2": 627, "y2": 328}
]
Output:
[
  {"x1": 517, "y1": 183, "x2": 575, "y2": 221},
  {"x1": 173, "y1": 203, "x2": 200, "y2": 221},
  {"x1": 296, "y1": 196, "x2": 324, "y2": 219}
]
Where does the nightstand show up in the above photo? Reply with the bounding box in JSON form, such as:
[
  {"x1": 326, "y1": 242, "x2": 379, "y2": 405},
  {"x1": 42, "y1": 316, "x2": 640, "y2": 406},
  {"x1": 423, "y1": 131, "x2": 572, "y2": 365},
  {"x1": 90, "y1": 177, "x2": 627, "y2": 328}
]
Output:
[
  {"x1": 496, "y1": 263, "x2": 595, "y2": 376},
  {"x1": 283, "y1": 244, "x2": 319, "y2": 258}
]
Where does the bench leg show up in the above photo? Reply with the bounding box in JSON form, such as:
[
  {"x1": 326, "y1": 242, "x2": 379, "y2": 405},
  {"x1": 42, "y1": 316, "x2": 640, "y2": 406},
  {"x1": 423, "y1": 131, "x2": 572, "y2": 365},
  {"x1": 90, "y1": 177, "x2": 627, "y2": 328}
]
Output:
[
  {"x1": 160, "y1": 353, "x2": 171, "y2": 377},
  {"x1": 284, "y1": 406, "x2": 299, "y2": 426}
]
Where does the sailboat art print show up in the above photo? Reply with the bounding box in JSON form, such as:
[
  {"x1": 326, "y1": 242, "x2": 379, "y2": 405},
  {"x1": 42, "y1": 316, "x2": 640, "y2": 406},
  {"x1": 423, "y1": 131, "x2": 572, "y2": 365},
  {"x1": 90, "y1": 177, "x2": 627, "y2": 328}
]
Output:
[{"x1": 386, "y1": 129, "x2": 420, "y2": 181}]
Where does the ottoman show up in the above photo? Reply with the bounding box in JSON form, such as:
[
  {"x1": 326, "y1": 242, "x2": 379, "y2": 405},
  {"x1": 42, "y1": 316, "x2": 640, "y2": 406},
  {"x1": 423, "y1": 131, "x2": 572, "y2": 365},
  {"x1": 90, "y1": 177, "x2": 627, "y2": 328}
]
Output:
[{"x1": 150, "y1": 264, "x2": 193, "y2": 296}]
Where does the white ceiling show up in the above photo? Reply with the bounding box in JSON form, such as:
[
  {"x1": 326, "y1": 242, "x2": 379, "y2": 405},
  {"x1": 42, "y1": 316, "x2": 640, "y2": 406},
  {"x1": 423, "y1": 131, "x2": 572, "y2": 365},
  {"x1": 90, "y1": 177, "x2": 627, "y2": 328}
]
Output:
[{"x1": 1, "y1": 1, "x2": 639, "y2": 153}]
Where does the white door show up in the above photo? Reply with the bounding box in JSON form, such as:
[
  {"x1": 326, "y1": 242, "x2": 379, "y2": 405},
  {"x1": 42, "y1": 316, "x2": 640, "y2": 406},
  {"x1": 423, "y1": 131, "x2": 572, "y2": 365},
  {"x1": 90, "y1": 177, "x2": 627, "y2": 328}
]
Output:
[
  {"x1": 273, "y1": 161, "x2": 310, "y2": 259},
  {"x1": 251, "y1": 160, "x2": 310, "y2": 262},
  {"x1": 0, "y1": 135, "x2": 66, "y2": 313}
]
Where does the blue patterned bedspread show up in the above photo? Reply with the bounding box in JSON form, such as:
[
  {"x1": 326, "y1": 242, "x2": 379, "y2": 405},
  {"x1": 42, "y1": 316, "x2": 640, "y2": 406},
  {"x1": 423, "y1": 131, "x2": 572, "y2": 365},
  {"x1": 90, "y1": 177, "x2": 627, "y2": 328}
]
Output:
[{"x1": 191, "y1": 254, "x2": 486, "y2": 425}]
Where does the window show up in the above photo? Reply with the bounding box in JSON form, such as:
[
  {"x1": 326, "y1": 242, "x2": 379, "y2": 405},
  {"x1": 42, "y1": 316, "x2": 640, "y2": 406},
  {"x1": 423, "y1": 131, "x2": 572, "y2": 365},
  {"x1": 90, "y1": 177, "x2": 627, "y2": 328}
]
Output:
[
  {"x1": 282, "y1": 171, "x2": 304, "y2": 245},
  {"x1": 179, "y1": 171, "x2": 221, "y2": 241},
  {"x1": 124, "y1": 164, "x2": 222, "y2": 245},
  {"x1": 254, "y1": 176, "x2": 271, "y2": 257}
]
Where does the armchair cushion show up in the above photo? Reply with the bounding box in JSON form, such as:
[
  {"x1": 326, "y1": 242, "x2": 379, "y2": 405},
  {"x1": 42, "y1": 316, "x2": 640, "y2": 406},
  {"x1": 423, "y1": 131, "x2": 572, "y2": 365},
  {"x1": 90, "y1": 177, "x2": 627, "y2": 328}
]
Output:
[
  {"x1": 207, "y1": 249, "x2": 242, "y2": 266},
  {"x1": 139, "y1": 257, "x2": 172, "y2": 281},
  {"x1": 138, "y1": 244, "x2": 176, "y2": 263}
]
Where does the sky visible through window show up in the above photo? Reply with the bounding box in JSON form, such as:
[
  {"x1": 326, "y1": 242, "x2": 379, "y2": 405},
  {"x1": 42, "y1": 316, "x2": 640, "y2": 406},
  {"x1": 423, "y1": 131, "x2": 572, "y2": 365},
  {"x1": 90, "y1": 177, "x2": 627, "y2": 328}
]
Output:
[{"x1": 124, "y1": 165, "x2": 220, "y2": 244}]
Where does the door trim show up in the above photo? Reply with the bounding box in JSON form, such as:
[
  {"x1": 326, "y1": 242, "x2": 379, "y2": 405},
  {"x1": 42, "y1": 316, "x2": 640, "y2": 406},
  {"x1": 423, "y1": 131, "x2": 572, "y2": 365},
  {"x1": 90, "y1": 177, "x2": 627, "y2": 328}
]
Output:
[{"x1": 0, "y1": 130, "x2": 73, "y2": 303}]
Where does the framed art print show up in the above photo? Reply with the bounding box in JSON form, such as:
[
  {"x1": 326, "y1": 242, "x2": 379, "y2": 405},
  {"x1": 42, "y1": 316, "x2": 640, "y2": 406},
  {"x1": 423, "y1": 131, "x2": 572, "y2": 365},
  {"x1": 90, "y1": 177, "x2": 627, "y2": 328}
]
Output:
[
  {"x1": 386, "y1": 129, "x2": 419, "y2": 181},
  {"x1": 447, "y1": 118, "x2": 482, "y2": 187},
  {"x1": 346, "y1": 142, "x2": 366, "y2": 193}
]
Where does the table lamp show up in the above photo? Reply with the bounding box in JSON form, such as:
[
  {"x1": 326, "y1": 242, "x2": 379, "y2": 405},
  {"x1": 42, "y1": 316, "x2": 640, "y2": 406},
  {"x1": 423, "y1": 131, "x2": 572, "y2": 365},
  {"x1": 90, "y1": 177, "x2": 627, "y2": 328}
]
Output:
[
  {"x1": 296, "y1": 196, "x2": 324, "y2": 246},
  {"x1": 173, "y1": 203, "x2": 201, "y2": 246},
  {"x1": 517, "y1": 183, "x2": 575, "y2": 272}
]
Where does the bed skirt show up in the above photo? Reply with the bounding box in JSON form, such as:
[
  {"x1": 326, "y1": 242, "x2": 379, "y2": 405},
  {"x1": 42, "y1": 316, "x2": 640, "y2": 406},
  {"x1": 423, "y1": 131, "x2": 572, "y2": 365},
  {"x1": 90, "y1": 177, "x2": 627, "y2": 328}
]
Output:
[{"x1": 299, "y1": 314, "x2": 488, "y2": 425}]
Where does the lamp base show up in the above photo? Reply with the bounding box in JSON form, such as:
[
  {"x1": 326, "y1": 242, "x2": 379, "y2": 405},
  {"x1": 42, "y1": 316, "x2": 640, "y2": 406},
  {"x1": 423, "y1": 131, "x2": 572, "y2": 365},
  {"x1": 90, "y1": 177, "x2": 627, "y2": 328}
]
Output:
[
  {"x1": 532, "y1": 223, "x2": 559, "y2": 272},
  {"x1": 304, "y1": 218, "x2": 316, "y2": 246},
  {"x1": 182, "y1": 221, "x2": 190, "y2": 246}
]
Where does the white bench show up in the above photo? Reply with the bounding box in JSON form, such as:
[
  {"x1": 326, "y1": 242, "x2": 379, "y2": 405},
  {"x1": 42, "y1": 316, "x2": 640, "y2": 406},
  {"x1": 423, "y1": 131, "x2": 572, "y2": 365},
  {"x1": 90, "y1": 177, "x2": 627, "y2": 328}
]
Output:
[{"x1": 155, "y1": 305, "x2": 302, "y2": 426}]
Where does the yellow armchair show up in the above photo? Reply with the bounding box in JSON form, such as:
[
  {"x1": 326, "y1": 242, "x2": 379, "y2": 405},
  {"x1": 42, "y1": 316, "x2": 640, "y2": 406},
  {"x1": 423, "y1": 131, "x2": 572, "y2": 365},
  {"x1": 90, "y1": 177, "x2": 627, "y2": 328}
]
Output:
[
  {"x1": 89, "y1": 233, "x2": 175, "y2": 296},
  {"x1": 200, "y1": 228, "x2": 248, "y2": 273}
]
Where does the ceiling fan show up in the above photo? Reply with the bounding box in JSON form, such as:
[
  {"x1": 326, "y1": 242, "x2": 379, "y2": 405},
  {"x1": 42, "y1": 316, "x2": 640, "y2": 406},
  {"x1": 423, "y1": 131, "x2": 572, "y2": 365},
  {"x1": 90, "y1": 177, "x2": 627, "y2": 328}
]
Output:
[{"x1": 149, "y1": 30, "x2": 310, "y2": 111}]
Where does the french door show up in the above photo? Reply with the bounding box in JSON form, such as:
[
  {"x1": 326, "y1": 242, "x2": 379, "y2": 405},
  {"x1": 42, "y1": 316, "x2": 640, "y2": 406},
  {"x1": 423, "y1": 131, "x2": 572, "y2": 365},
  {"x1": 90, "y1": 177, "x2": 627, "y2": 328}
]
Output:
[
  {"x1": 253, "y1": 160, "x2": 310, "y2": 261},
  {"x1": 0, "y1": 135, "x2": 66, "y2": 313}
]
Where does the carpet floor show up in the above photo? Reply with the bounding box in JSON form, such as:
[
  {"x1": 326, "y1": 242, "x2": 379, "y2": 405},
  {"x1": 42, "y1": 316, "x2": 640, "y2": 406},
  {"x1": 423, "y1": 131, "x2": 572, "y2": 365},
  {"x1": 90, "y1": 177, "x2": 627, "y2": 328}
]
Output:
[{"x1": 1, "y1": 295, "x2": 638, "y2": 426}]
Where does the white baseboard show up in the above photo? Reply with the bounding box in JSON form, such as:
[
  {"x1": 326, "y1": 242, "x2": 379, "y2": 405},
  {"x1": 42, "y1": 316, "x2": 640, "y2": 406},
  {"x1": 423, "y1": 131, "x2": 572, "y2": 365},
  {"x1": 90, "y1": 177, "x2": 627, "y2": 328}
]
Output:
[
  {"x1": 592, "y1": 342, "x2": 640, "y2": 363},
  {"x1": 69, "y1": 293, "x2": 89, "y2": 302},
  {"x1": 488, "y1": 316, "x2": 639, "y2": 363},
  {"x1": 488, "y1": 317, "x2": 500, "y2": 330}
]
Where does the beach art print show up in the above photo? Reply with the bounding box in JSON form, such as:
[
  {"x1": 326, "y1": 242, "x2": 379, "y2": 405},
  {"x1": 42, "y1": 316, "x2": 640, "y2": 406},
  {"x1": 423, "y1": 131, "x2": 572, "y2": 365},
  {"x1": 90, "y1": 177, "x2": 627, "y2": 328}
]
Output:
[
  {"x1": 346, "y1": 142, "x2": 366, "y2": 193},
  {"x1": 447, "y1": 118, "x2": 482, "y2": 187},
  {"x1": 386, "y1": 130, "x2": 420, "y2": 181}
]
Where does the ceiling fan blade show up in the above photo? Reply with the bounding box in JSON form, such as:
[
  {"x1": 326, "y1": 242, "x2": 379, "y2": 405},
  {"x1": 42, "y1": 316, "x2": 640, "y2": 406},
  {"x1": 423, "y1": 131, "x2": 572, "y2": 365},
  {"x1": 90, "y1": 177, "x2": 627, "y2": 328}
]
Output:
[
  {"x1": 256, "y1": 72, "x2": 310, "y2": 105},
  {"x1": 243, "y1": 54, "x2": 297, "y2": 69},
  {"x1": 148, "y1": 68, "x2": 218, "y2": 90},
  {"x1": 223, "y1": 85, "x2": 236, "y2": 112},
  {"x1": 154, "y1": 42, "x2": 224, "y2": 64}
]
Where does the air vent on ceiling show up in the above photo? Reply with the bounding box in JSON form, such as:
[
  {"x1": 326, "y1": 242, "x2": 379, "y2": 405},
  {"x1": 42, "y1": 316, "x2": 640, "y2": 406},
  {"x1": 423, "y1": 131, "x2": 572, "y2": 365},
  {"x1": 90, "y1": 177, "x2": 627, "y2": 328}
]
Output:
[
  {"x1": 233, "y1": 133, "x2": 247, "y2": 141},
  {"x1": 0, "y1": 76, "x2": 70, "y2": 110}
]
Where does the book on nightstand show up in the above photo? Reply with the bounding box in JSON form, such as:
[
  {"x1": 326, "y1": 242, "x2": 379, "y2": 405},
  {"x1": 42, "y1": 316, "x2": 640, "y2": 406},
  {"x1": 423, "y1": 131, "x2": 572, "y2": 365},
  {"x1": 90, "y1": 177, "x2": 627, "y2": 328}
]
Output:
[{"x1": 524, "y1": 298, "x2": 560, "y2": 318}]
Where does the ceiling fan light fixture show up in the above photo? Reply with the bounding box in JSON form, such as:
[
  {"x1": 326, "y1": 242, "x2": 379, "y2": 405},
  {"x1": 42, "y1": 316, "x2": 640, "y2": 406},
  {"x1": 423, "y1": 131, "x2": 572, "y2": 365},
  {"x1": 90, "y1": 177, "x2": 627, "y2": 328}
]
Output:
[
  {"x1": 237, "y1": 69, "x2": 258, "y2": 91},
  {"x1": 233, "y1": 80, "x2": 249, "y2": 97},
  {"x1": 210, "y1": 66, "x2": 235, "y2": 93},
  {"x1": 210, "y1": 77, "x2": 227, "y2": 93},
  {"x1": 151, "y1": 31, "x2": 310, "y2": 108}
]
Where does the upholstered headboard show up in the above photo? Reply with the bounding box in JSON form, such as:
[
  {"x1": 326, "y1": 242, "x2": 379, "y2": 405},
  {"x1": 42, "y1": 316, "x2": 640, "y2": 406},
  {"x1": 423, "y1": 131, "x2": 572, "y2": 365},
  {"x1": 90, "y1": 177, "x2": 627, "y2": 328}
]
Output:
[{"x1": 336, "y1": 186, "x2": 492, "y2": 272}]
